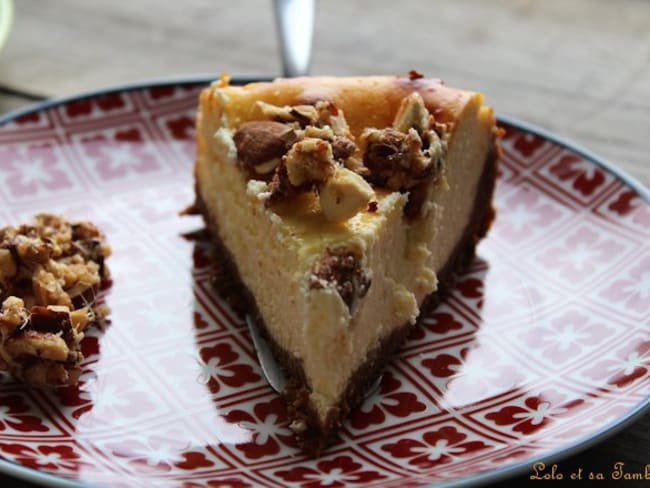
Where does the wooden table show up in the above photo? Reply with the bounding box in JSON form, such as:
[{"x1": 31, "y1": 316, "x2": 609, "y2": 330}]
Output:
[{"x1": 0, "y1": 1, "x2": 648, "y2": 486}]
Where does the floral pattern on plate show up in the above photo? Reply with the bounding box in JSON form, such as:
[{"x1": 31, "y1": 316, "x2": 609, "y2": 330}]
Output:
[{"x1": 0, "y1": 81, "x2": 648, "y2": 487}]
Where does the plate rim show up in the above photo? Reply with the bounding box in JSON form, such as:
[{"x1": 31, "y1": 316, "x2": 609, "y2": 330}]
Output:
[{"x1": 0, "y1": 76, "x2": 648, "y2": 488}]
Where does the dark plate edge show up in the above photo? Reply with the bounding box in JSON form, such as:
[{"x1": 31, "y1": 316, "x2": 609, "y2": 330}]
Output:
[
  {"x1": 0, "y1": 76, "x2": 647, "y2": 488},
  {"x1": 497, "y1": 114, "x2": 649, "y2": 203},
  {"x1": 0, "y1": 74, "x2": 257, "y2": 127}
]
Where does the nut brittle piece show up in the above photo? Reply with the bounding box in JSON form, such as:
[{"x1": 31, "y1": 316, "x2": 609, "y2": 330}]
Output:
[{"x1": 0, "y1": 214, "x2": 111, "y2": 387}]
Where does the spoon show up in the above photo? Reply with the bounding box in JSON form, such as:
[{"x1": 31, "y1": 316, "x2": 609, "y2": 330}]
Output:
[
  {"x1": 273, "y1": 0, "x2": 315, "y2": 77},
  {"x1": 245, "y1": 314, "x2": 287, "y2": 392},
  {"x1": 245, "y1": 314, "x2": 382, "y2": 398}
]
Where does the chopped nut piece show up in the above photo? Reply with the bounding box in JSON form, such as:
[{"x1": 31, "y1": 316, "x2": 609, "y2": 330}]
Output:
[
  {"x1": 314, "y1": 101, "x2": 350, "y2": 136},
  {"x1": 33, "y1": 268, "x2": 71, "y2": 308},
  {"x1": 330, "y1": 136, "x2": 357, "y2": 161},
  {"x1": 302, "y1": 125, "x2": 335, "y2": 141},
  {"x1": 233, "y1": 121, "x2": 297, "y2": 167},
  {"x1": 285, "y1": 138, "x2": 336, "y2": 186},
  {"x1": 403, "y1": 181, "x2": 431, "y2": 219},
  {"x1": 5, "y1": 331, "x2": 70, "y2": 362},
  {"x1": 343, "y1": 155, "x2": 370, "y2": 177},
  {"x1": 257, "y1": 101, "x2": 317, "y2": 125},
  {"x1": 14, "y1": 234, "x2": 52, "y2": 264},
  {"x1": 257, "y1": 100, "x2": 350, "y2": 136},
  {"x1": 69, "y1": 306, "x2": 92, "y2": 333},
  {"x1": 422, "y1": 129, "x2": 445, "y2": 170},
  {"x1": 267, "y1": 160, "x2": 301, "y2": 204},
  {"x1": 0, "y1": 302, "x2": 86, "y2": 386},
  {"x1": 30, "y1": 306, "x2": 72, "y2": 335},
  {"x1": 393, "y1": 92, "x2": 430, "y2": 133},
  {"x1": 289, "y1": 418, "x2": 308, "y2": 434},
  {"x1": 0, "y1": 296, "x2": 28, "y2": 332},
  {"x1": 71, "y1": 219, "x2": 103, "y2": 241},
  {"x1": 290, "y1": 105, "x2": 319, "y2": 127},
  {"x1": 23, "y1": 362, "x2": 76, "y2": 387},
  {"x1": 309, "y1": 248, "x2": 371, "y2": 314},
  {"x1": 362, "y1": 127, "x2": 434, "y2": 190},
  {"x1": 299, "y1": 128, "x2": 356, "y2": 164},
  {"x1": 360, "y1": 92, "x2": 448, "y2": 201},
  {"x1": 254, "y1": 158, "x2": 281, "y2": 175},
  {"x1": 61, "y1": 262, "x2": 101, "y2": 300},
  {"x1": 0, "y1": 249, "x2": 17, "y2": 281},
  {"x1": 319, "y1": 168, "x2": 374, "y2": 223}
]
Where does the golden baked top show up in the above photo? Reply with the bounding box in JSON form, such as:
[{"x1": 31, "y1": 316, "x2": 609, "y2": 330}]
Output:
[
  {"x1": 198, "y1": 74, "x2": 490, "y2": 223},
  {"x1": 201, "y1": 73, "x2": 477, "y2": 135}
]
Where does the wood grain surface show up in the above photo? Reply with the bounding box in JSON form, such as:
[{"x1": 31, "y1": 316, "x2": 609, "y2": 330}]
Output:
[{"x1": 0, "y1": 0, "x2": 648, "y2": 486}]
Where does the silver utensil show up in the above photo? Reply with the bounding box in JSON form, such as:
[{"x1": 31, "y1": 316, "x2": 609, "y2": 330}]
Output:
[
  {"x1": 245, "y1": 314, "x2": 287, "y2": 392},
  {"x1": 245, "y1": 315, "x2": 383, "y2": 398},
  {"x1": 273, "y1": 0, "x2": 315, "y2": 77}
]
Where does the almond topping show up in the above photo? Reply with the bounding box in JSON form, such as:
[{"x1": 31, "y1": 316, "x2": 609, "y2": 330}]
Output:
[{"x1": 233, "y1": 121, "x2": 297, "y2": 167}]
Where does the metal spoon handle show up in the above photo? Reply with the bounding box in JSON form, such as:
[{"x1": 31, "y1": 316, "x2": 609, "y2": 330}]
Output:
[
  {"x1": 273, "y1": 0, "x2": 315, "y2": 77},
  {"x1": 246, "y1": 314, "x2": 288, "y2": 392},
  {"x1": 246, "y1": 315, "x2": 382, "y2": 399}
]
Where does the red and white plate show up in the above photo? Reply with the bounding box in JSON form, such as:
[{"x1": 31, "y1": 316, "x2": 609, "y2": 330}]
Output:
[{"x1": 0, "y1": 80, "x2": 648, "y2": 488}]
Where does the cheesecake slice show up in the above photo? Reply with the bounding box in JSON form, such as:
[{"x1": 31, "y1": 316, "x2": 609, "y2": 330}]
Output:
[{"x1": 193, "y1": 74, "x2": 499, "y2": 455}]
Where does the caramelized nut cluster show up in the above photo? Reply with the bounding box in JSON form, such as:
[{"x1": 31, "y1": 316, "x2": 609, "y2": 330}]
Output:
[
  {"x1": 234, "y1": 100, "x2": 374, "y2": 223},
  {"x1": 0, "y1": 214, "x2": 110, "y2": 306},
  {"x1": 361, "y1": 92, "x2": 447, "y2": 191},
  {"x1": 309, "y1": 247, "x2": 371, "y2": 314},
  {"x1": 0, "y1": 214, "x2": 111, "y2": 386},
  {"x1": 232, "y1": 92, "x2": 448, "y2": 222}
]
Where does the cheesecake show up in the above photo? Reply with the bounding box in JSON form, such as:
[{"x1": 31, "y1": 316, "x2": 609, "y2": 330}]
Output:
[{"x1": 192, "y1": 74, "x2": 499, "y2": 455}]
